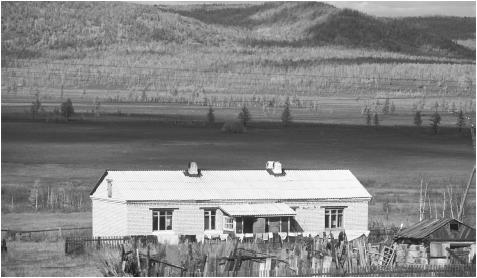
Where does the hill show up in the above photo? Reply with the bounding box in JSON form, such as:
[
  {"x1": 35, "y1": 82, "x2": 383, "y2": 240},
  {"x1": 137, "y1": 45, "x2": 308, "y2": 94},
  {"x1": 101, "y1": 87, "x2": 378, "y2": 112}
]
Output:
[
  {"x1": 172, "y1": 2, "x2": 474, "y2": 58},
  {"x1": 395, "y1": 16, "x2": 475, "y2": 40},
  {"x1": 1, "y1": 1, "x2": 475, "y2": 60},
  {"x1": 1, "y1": 1, "x2": 239, "y2": 60}
]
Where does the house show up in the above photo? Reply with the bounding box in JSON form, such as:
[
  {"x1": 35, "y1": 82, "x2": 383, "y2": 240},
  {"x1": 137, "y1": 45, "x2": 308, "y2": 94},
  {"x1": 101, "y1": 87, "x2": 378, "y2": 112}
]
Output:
[
  {"x1": 394, "y1": 218, "x2": 476, "y2": 264},
  {"x1": 90, "y1": 161, "x2": 372, "y2": 243}
]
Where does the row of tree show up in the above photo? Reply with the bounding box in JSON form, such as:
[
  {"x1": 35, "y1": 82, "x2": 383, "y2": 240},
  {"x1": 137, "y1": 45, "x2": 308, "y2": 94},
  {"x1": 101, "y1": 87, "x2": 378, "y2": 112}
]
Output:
[
  {"x1": 31, "y1": 96, "x2": 74, "y2": 120},
  {"x1": 413, "y1": 109, "x2": 468, "y2": 134},
  {"x1": 206, "y1": 97, "x2": 293, "y2": 130}
]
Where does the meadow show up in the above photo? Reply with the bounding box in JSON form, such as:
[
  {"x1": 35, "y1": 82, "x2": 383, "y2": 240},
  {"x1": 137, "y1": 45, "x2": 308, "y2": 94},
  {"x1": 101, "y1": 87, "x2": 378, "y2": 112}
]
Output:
[{"x1": 2, "y1": 118, "x2": 475, "y2": 229}]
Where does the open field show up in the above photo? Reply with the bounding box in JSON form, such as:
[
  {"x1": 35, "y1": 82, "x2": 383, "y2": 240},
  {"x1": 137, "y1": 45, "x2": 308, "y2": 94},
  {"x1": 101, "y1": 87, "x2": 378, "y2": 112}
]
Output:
[
  {"x1": 2, "y1": 118, "x2": 475, "y2": 227},
  {"x1": 1, "y1": 212, "x2": 90, "y2": 231}
]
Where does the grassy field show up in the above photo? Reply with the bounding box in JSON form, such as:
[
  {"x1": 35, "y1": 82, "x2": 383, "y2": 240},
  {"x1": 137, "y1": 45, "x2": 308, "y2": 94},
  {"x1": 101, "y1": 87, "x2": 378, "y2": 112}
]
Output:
[
  {"x1": 1, "y1": 240, "x2": 101, "y2": 276},
  {"x1": 2, "y1": 118, "x2": 475, "y2": 227},
  {"x1": 0, "y1": 212, "x2": 90, "y2": 230}
]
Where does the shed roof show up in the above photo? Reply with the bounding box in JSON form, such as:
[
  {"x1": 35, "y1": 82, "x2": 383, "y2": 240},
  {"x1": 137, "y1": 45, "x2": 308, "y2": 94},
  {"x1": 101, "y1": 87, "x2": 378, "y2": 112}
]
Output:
[
  {"x1": 90, "y1": 169, "x2": 372, "y2": 201},
  {"x1": 395, "y1": 218, "x2": 475, "y2": 241},
  {"x1": 220, "y1": 203, "x2": 297, "y2": 217}
]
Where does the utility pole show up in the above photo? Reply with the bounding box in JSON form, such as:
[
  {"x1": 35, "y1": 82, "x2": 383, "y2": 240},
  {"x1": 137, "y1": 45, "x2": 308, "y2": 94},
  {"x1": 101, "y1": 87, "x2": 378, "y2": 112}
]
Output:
[
  {"x1": 457, "y1": 124, "x2": 475, "y2": 221},
  {"x1": 457, "y1": 166, "x2": 475, "y2": 221}
]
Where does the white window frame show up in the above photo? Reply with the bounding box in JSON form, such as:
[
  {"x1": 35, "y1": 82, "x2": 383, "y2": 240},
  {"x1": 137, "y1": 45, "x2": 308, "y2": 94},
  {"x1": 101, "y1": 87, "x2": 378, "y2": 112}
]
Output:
[
  {"x1": 204, "y1": 209, "x2": 216, "y2": 230},
  {"x1": 224, "y1": 216, "x2": 234, "y2": 231},
  {"x1": 325, "y1": 208, "x2": 344, "y2": 229},
  {"x1": 152, "y1": 209, "x2": 173, "y2": 231}
]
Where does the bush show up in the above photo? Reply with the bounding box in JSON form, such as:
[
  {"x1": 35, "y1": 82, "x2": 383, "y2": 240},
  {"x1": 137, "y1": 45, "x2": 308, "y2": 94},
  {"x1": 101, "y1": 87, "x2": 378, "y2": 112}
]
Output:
[{"x1": 221, "y1": 120, "x2": 246, "y2": 134}]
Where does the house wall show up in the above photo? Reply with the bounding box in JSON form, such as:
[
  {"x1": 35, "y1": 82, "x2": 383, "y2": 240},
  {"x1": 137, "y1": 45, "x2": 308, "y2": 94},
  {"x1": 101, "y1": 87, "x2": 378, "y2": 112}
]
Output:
[
  {"x1": 126, "y1": 202, "x2": 226, "y2": 237},
  {"x1": 91, "y1": 198, "x2": 127, "y2": 237},
  {"x1": 120, "y1": 199, "x2": 369, "y2": 237},
  {"x1": 289, "y1": 200, "x2": 368, "y2": 234}
]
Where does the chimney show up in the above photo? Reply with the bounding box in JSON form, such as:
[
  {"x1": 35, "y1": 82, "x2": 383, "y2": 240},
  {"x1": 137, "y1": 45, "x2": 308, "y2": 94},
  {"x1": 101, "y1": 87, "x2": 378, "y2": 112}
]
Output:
[
  {"x1": 266, "y1": 161, "x2": 274, "y2": 170},
  {"x1": 106, "y1": 179, "x2": 113, "y2": 198},
  {"x1": 272, "y1": 161, "x2": 282, "y2": 175},
  {"x1": 188, "y1": 161, "x2": 199, "y2": 176}
]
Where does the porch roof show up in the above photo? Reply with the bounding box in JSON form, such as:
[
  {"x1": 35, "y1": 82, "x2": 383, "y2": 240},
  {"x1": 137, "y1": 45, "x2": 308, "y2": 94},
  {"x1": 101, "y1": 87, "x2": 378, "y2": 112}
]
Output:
[{"x1": 219, "y1": 203, "x2": 296, "y2": 217}]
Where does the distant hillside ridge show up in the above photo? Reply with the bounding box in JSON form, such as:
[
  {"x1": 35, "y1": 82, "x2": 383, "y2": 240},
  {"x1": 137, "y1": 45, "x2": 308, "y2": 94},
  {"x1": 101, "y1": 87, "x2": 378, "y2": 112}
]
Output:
[
  {"x1": 173, "y1": 2, "x2": 475, "y2": 59},
  {"x1": 1, "y1": 1, "x2": 475, "y2": 60},
  {"x1": 394, "y1": 16, "x2": 475, "y2": 40}
]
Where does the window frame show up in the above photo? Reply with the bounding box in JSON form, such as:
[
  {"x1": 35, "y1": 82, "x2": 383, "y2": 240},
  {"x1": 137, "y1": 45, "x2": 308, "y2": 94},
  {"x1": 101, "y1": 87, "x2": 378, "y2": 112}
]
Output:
[
  {"x1": 324, "y1": 207, "x2": 344, "y2": 229},
  {"x1": 152, "y1": 209, "x2": 174, "y2": 231},
  {"x1": 223, "y1": 216, "x2": 234, "y2": 231},
  {"x1": 204, "y1": 209, "x2": 216, "y2": 230}
]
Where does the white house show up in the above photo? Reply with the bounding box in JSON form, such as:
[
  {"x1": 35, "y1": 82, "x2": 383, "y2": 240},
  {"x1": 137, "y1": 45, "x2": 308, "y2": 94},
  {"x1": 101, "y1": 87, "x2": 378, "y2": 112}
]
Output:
[{"x1": 90, "y1": 161, "x2": 372, "y2": 243}]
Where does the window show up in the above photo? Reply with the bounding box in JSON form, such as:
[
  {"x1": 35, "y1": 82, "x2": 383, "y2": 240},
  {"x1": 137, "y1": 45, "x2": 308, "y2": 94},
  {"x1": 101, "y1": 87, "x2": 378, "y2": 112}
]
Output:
[
  {"x1": 204, "y1": 210, "x2": 216, "y2": 230},
  {"x1": 450, "y1": 222, "x2": 459, "y2": 231},
  {"x1": 325, "y1": 208, "x2": 343, "y2": 229},
  {"x1": 152, "y1": 210, "x2": 173, "y2": 231},
  {"x1": 224, "y1": 216, "x2": 234, "y2": 230}
]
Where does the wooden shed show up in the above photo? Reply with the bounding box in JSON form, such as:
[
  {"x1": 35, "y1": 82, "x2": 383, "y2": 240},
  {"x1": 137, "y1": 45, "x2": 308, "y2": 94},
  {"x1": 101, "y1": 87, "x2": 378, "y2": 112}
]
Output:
[{"x1": 394, "y1": 218, "x2": 476, "y2": 265}]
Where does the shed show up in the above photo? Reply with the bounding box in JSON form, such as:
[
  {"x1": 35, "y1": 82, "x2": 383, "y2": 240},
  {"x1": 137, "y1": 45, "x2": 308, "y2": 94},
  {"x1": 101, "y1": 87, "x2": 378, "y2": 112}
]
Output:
[{"x1": 394, "y1": 218, "x2": 476, "y2": 264}]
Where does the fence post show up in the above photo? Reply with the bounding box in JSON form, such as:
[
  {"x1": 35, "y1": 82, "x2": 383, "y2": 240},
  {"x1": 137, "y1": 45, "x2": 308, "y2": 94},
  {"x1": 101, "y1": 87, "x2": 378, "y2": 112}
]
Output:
[
  {"x1": 97, "y1": 236, "x2": 101, "y2": 250},
  {"x1": 146, "y1": 245, "x2": 150, "y2": 277},
  {"x1": 1, "y1": 239, "x2": 7, "y2": 254},
  {"x1": 64, "y1": 238, "x2": 69, "y2": 254}
]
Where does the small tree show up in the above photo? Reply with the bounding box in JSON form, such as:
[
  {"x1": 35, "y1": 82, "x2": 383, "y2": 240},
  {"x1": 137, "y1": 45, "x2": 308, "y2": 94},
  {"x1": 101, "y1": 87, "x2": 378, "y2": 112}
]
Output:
[
  {"x1": 382, "y1": 98, "x2": 390, "y2": 114},
  {"x1": 30, "y1": 96, "x2": 41, "y2": 119},
  {"x1": 281, "y1": 98, "x2": 292, "y2": 127},
  {"x1": 61, "y1": 98, "x2": 74, "y2": 121},
  {"x1": 374, "y1": 112, "x2": 379, "y2": 127},
  {"x1": 206, "y1": 106, "x2": 215, "y2": 125},
  {"x1": 390, "y1": 102, "x2": 396, "y2": 114},
  {"x1": 430, "y1": 111, "x2": 441, "y2": 134},
  {"x1": 366, "y1": 109, "x2": 372, "y2": 126},
  {"x1": 383, "y1": 198, "x2": 391, "y2": 222},
  {"x1": 414, "y1": 111, "x2": 422, "y2": 127},
  {"x1": 28, "y1": 180, "x2": 40, "y2": 212},
  {"x1": 238, "y1": 105, "x2": 251, "y2": 127},
  {"x1": 456, "y1": 110, "x2": 465, "y2": 132}
]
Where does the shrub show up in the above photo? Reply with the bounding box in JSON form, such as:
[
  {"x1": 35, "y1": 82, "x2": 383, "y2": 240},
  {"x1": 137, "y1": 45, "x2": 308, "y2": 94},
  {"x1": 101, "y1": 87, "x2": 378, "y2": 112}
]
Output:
[
  {"x1": 206, "y1": 107, "x2": 215, "y2": 125},
  {"x1": 456, "y1": 109, "x2": 465, "y2": 132},
  {"x1": 430, "y1": 111, "x2": 441, "y2": 134},
  {"x1": 238, "y1": 105, "x2": 251, "y2": 127},
  {"x1": 221, "y1": 120, "x2": 246, "y2": 134},
  {"x1": 281, "y1": 98, "x2": 292, "y2": 127},
  {"x1": 60, "y1": 98, "x2": 74, "y2": 120},
  {"x1": 414, "y1": 111, "x2": 422, "y2": 127}
]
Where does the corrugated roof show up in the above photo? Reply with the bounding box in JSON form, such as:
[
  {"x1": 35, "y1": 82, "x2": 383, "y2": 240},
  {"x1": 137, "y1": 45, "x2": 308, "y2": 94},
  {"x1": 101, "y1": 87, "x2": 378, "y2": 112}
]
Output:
[
  {"x1": 91, "y1": 169, "x2": 372, "y2": 201},
  {"x1": 394, "y1": 218, "x2": 471, "y2": 240},
  {"x1": 220, "y1": 203, "x2": 296, "y2": 217}
]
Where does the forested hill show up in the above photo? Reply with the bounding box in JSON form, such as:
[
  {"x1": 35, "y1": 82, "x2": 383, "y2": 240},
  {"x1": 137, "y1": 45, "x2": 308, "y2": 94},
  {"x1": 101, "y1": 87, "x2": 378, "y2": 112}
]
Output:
[
  {"x1": 394, "y1": 16, "x2": 475, "y2": 40},
  {"x1": 1, "y1": 1, "x2": 475, "y2": 61}
]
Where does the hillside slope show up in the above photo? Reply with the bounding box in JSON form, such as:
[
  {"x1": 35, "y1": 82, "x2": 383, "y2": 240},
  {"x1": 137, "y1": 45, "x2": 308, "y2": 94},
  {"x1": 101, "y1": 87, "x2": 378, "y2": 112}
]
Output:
[
  {"x1": 1, "y1": 1, "x2": 239, "y2": 60},
  {"x1": 1, "y1": 1, "x2": 475, "y2": 60},
  {"x1": 173, "y1": 2, "x2": 475, "y2": 59}
]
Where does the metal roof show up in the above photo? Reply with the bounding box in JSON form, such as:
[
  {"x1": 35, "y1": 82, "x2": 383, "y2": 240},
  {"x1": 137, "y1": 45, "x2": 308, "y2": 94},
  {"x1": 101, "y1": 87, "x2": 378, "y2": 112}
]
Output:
[
  {"x1": 220, "y1": 203, "x2": 297, "y2": 217},
  {"x1": 90, "y1": 169, "x2": 372, "y2": 201},
  {"x1": 394, "y1": 218, "x2": 473, "y2": 240}
]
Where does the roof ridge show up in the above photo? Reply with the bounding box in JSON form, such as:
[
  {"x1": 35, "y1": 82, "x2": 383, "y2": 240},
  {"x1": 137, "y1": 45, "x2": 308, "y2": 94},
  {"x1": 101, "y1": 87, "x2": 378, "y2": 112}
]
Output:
[{"x1": 107, "y1": 169, "x2": 351, "y2": 172}]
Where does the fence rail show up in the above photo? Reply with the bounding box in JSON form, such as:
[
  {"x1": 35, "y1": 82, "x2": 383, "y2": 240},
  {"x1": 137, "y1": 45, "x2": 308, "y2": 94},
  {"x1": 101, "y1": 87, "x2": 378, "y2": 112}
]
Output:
[{"x1": 1, "y1": 226, "x2": 92, "y2": 241}]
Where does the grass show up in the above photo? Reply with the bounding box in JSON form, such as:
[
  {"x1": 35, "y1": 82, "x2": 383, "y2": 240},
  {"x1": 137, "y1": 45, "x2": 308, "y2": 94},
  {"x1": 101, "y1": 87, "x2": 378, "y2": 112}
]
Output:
[
  {"x1": 0, "y1": 241, "x2": 101, "y2": 276},
  {"x1": 1, "y1": 118, "x2": 475, "y2": 227},
  {"x1": 1, "y1": 212, "x2": 91, "y2": 230}
]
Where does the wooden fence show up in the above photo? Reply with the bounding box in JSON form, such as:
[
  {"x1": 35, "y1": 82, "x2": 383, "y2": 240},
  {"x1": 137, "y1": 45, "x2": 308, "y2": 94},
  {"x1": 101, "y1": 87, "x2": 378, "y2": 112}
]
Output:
[
  {"x1": 1, "y1": 226, "x2": 92, "y2": 241},
  {"x1": 68, "y1": 236, "x2": 475, "y2": 277},
  {"x1": 65, "y1": 235, "x2": 158, "y2": 254}
]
